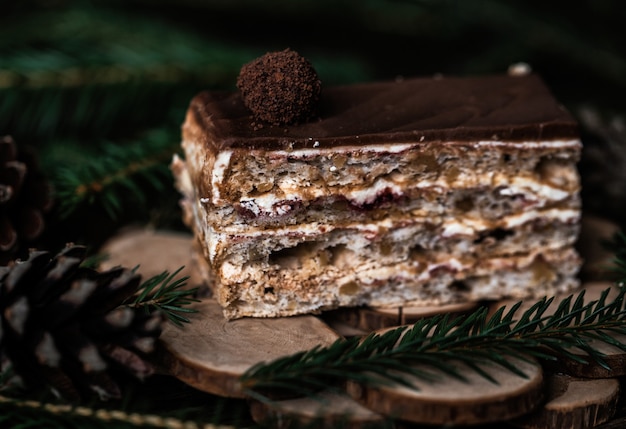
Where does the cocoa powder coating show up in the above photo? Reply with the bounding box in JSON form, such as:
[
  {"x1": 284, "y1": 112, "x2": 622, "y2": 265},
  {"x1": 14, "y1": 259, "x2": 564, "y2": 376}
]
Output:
[{"x1": 236, "y1": 49, "x2": 321, "y2": 126}]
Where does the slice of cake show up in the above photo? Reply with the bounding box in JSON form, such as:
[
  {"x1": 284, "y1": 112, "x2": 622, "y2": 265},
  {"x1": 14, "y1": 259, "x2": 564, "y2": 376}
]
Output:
[{"x1": 172, "y1": 69, "x2": 581, "y2": 319}]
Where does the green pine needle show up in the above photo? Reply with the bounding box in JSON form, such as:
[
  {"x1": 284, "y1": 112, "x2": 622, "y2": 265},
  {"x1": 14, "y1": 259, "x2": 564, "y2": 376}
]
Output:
[
  {"x1": 126, "y1": 266, "x2": 200, "y2": 327},
  {"x1": 240, "y1": 286, "x2": 626, "y2": 400},
  {"x1": 52, "y1": 128, "x2": 178, "y2": 220},
  {"x1": 0, "y1": 4, "x2": 371, "y2": 142}
]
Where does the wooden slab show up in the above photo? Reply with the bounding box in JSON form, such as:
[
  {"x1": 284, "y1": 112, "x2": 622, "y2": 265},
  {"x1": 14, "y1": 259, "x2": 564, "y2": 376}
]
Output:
[
  {"x1": 157, "y1": 299, "x2": 340, "y2": 398},
  {"x1": 551, "y1": 334, "x2": 626, "y2": 378},
  {"x1": 324, "y1": 301, "x2": 478, "y2": 333},
  {"x1": 249, "y1": 391, "x2": 388, "y2": 429},
  {"x1": 512, "y1": 373, "x2": 620, "y2": 429},
  {"x1": 323, "y1": 318, "x2": 370, "y2": 338},
  {"x1": 345, "y1": 356, "x2": 544, "y2": 426},
  {"x1": 99, "y1": 228, "x2": 205, "y2": 290},
  {"x1": 490, "y1": 282, "x2": 626, "y2": 378}
]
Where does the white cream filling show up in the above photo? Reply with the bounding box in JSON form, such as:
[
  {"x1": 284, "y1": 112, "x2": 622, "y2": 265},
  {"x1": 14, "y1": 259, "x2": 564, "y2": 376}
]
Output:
[
  {"x1": 346, "y1": 180, "x2": 405, "y2": 205},
  {"x1": 211, "y1": 150, "x2": 232, "y2": 203},
  {"x1": 415, "y1": 258, "x2": 466, "y2": 282},
  {"x1": 499, "y1": 176, "x2": 571, "y2": 201},
  {"x1": 237, "y1": 173, "x2": 574, "y2": 217},
  {"x1": 474, "y1": 139, "x2": 582, "y2": 149},
  {"x1": 503, "y1": 208, "x2": 580, "y2": 229},
  {"x1": 203, "y1": 207, "x2": 580, "y2": 263},
  {"x1": 441, "y1": 222, "x2": 476, "y2": 237},
  {"x1": 270, "y1": 142, "x2": 417, "y2": 159},
  {"x1": 266, "y1": 139, "x2": 581, "y2": 160},
  {"x1": 440, "y1": 208, "x2": 580, "y2": 237}
]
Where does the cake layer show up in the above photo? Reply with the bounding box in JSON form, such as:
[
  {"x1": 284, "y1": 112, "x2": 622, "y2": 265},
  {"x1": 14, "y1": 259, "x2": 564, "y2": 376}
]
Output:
[
  {"x1": 203, "y1": 208, "x2": 579, "y2": 268},
  {"x1": 181, "y1": 133, "x2": 580, "y2": 213},
  {"x1": 212, "y1": 246, "x2": 580, "y2": 319},
  {"x1": 173, "y1": 149, "x2": 580, "y2": 231},
  {"x1": 187, "y1": 203, "x2": 580, "y2": 319}
]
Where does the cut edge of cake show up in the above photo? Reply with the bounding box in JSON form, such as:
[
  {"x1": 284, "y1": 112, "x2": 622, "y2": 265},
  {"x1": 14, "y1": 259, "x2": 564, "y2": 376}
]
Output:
[{"x1": 172, "y1": 73, "x2": 582, "y2": 319}]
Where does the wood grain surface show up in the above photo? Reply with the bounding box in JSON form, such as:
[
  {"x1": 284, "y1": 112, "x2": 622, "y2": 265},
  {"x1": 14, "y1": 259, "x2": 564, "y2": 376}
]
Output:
[
  {"x1": 157, "y1": 299, "x2": 340, "y2": 397},
  {"x1": 324, "y1": 301, "x2": 478, "y2": 333},
  {"x1": 345, "y1": 356, "x2": 544, "y2": 426},
  {"x1": 512, "y1": 374, "x2": 620, "y2": 429},
  {"x1": 249, "y1": 391, "x2": 388, "y2": 429},
  {"x1": 99, "y1": 227, "x2": 205, "y2": 289}
]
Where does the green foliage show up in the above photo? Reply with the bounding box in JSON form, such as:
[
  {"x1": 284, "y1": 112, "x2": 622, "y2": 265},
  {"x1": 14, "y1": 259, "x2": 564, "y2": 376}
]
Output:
[
  {"x1": 0, "y1": 0, "x2": 625, "y2": 427},
  {"x1": 128, "y1": 266, "x2": 200, "y2": 327},
  {"x1": 0, "y1": 5, "x2": 247, "y2": 141},
  {"x1": 0, "y1": 2, "x2": 370, "y2": 142},
  {"x1": 241, "y1": 286, "x2": 626, "y2": 400},
  {"x1": 51, "y1": 128, "x2": 179, "y2": 220}
]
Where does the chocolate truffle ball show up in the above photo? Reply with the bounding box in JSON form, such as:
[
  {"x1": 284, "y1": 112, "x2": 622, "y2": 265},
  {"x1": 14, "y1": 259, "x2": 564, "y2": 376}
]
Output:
[{"x1": 236, "y1": 49, "x2": 321, "y2": 126}]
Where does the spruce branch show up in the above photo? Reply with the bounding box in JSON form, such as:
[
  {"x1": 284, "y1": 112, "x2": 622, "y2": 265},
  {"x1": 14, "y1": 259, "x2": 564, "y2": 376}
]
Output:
[
  {"x1": 52, "y1": 129, "x2": 178, "y2": 220},
  {"x1": 241, "y1": 287, "x2": 626, "y2": 400},
  {"x1": 0, "y1": 4, "x2": 371, "y2": 141},
  {"x1": 126, "y1": 267, "x2": 200, "y2": 327},
  {"x1": 0, "y1": 5, "x2": 248, "y2": 140}
]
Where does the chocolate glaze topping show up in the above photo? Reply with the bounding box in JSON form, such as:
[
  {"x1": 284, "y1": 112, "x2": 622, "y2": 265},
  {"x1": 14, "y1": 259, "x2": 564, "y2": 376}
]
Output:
[{"x1": 189, "y1": 74, "x2": 578, "y2": 151}]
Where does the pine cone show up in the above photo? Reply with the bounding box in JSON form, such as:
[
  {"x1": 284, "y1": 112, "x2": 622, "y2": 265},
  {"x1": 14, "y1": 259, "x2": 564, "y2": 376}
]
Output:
[
  {"x1": 0, "y1": 136, "x2": 52, "y2": 264},
  {"x1": 0, "y1": 244, "x2": 163, "y2": 401}
]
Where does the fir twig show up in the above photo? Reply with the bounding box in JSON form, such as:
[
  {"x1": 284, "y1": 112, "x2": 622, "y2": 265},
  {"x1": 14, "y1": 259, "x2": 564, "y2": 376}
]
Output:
[
  {"x1": 0, "y1": 5, "x2": 249, "y2": 140},
  {"x1": 52, "y1": 129, "x2": 178, "y2": 220},
  {"x1": 0, "y1": 3, "x2": 371, "y2": 141},
  {"x1": 126, "y1": 267, "x2": 200, "y2": 327},
  {"x1": 240, "y1": 287, "x2": 626, "y2": 400}
]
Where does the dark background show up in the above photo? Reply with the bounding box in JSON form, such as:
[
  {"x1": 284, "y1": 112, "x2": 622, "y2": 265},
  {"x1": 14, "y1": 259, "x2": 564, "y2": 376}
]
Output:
[{"x1": 0, "y1": 1, "x2": 625, "y2": 426}]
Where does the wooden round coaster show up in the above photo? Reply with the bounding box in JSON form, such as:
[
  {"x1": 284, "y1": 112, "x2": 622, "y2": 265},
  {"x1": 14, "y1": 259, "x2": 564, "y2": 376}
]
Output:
[
  {"x1": 323, "y1": 318, "x2": 370, "y2": 338},
  {"x1": 249, "y1": 391, "x2": 388, "y2": 429},
  {"x1": 325, "y1": 301, "x2": 477, "y2": 333},
  {"x1": 490, "y1": 282, "x2": 626, "y2": 378},
  {"x1": 549, "y1": 334, "x2": 626, "y2": 378},
  {"x1": 98, "y1": 227, "x2": 205, "y2": 289},
  {"x1": 157, "y1": 299, "x2": 340, "y2": 398},
  {"x1": 512, "y1": 373, "x2": 620, "y2": 429},
  {"x1": 345, "y1": 356, "x2": 543, "y2": 426}
]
